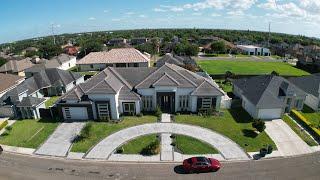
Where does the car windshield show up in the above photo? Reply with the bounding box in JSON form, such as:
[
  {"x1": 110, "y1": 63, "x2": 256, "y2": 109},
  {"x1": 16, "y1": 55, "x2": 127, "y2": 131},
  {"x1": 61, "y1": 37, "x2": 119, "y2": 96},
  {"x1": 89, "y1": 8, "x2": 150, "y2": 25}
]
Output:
[{"x1": 196, "y1": 157, "x2": 209, "y2": 163}]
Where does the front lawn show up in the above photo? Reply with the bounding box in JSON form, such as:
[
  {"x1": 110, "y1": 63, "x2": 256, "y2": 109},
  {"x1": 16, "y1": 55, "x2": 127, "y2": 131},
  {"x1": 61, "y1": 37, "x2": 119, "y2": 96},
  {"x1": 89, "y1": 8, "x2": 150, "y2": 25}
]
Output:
[
  {"x1": 282, "y1": 115, "x2": 318, "y2": 146},
  {"x1": 175, "y1": 108, "x2": 276, "y2": 152},
  {"x1": 175, "y1": 135, "x2": 219, "y2": 154},
  {"x1": 0, "y1": 119, "x2": 59, "y2": 148},
  {"x1": 120, "y1": 134, "x2": 159, "y2": 154},
  {"x1": 71, "y1": 115, "x2": 157, "y2": 153},
  {"x1": 198, "y1": 60, "x2": 309, "y2": 76},
  {"x1": 300, "y1": 105, "x2": 320, "y2": 127},
  {"x1": 215, "y1": 80, "x2": 233, "y2": 93},
  {"x1": 45, "y1": 96, "x2": 60, "y2": 108}
]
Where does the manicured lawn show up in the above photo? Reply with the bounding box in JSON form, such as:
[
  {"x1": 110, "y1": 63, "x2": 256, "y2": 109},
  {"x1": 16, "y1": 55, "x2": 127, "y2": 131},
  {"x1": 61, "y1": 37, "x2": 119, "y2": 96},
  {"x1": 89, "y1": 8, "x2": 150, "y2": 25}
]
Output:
[
  {"x1": 175, "y1": 135, "x2": 218, "y2": 154},
  {"x1": 175, "y1": 108, "x2": 276, "y2": 152},
  {"x1": 215, "y1": 80, "x2": 233, "y2": 93},
  {"x1": 120, "y1": 134, "x2": 159, "y2": 154},
  {"x1": 0, "y1": 119, "x2": 59, "y2": 148},
  {"x1": 282, "y1": 115, "x2": 318, "y2": 146},
  {"x1": 300, "y1": 105, "x2": 320, "y2": 127},
  {"x1": 197, "y1": 60, "x2": 309, "y2": 76},
  {"x1": 71, "y1": 115, "x2": 157, "y2": 153},
  {"x1": 45, "y1": 96, "x2": 60, "y2": 108}
]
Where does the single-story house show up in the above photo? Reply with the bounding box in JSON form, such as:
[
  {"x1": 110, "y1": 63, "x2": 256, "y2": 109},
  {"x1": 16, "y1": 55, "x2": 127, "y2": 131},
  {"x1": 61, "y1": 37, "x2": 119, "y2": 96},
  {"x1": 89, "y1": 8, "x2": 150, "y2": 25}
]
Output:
[
  {"x1": 237, "y1": 45, "x2": 271, "y2": 56},
  {"x1": 155, "y1": 53, "x2": 197, "y2": 68},
  {"x1": 49, "y1": 54, "x2": 77, "y2": 70},
  {"x1": 289, "y1": 74, "x2": 320, "y2": 111},
  {"x1": 0, "y1": 58, "x2": 35, "y2": 76},
  {"x1": 76, "y1": 48, "x2": 150, "y2": 71},
  {"x1": 233, "y1": 75, "x2": 306, "y2": 120},
  {"x1": 107, "y1": 38, "x2": 127, "y2": 46},
  {"x1": 0, "y1": 68, "x2": 84, "y2": 119},
  {"x1": 0, "y1": 73, "x2": 25, "y2": 98},
  {"x1": 57, "y1": 63, "x2": 224, "y2": 121},
  {"x1": 130, "y1": 38, "x2": 149, "y2": 45}
]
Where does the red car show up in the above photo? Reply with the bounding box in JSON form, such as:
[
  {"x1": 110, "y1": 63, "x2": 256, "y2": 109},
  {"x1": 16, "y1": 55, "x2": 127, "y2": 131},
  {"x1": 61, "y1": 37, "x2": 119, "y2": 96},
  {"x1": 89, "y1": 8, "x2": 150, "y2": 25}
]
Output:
[{"x1": 183, "y1": 157, "x2": 221, "y2": 173}]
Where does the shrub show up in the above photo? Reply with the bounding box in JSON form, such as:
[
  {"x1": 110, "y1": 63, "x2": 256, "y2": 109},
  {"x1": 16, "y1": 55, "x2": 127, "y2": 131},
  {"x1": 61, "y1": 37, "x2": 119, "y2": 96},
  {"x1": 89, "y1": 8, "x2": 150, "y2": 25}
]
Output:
[
  {"x1": 116, "y1": 147, "x2": 124, "y2": 154},
  {"x1": 0, "y1": 120, "x2": 8, "y2": 131},
  {"x1": 136, "y1": 113, "x2": 143, "y2": 117},
  {"x1": 291, "y1": 110, "x2": 320, "y2": 140},
  {"x1": 5, "y1": 126, "x2": 12, "y2": 131},
  {"x1": 154, "y1": 106, "x2": 162, "y2": 118},
  {"x1": 252, "y1": 119, "x2": 266, "y2": 132},
  {"x1": 140, "y1": 140, "x2": 160, "y2": 156}
]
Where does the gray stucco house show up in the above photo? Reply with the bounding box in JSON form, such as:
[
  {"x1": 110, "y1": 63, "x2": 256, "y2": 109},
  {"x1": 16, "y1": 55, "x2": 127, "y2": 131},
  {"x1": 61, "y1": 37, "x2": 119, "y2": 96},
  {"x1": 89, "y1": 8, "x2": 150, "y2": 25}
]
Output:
[
  {"x1": 57, "y1": 63, "x2": 224, "y2": 120},
  {"x1": 233, "y1": 75, "x2": 306, "y2": 120},
  {"x1": 289, "y1": 74, "x2": 320, "y2": 111}
]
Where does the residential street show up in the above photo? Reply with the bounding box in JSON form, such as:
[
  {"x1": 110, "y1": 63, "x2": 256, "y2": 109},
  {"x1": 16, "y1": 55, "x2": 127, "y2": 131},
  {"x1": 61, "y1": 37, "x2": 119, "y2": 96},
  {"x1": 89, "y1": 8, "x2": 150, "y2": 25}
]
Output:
[{"x1": 0, "y1": 152, "x2": 319, "y2": 180}]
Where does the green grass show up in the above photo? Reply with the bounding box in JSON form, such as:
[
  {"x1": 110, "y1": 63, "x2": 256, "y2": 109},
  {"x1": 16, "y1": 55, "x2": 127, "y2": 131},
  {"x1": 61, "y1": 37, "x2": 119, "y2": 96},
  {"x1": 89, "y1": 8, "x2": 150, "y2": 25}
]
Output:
[
  {"x1": 175, "y1": 135, "x2": 219, "y2": 154},
  {"x1": 71, "y1": 115, "x2": 157, "y2": 153},
  {"x1": 215, "y1": 80, "x2": 233, "y2": 93},
  {"x1": 0, "y1": 119, "x2": 59, "y2": 148},
  {"x1": 283, "y1": 115, "x2": 318, "y2": 146},
  {"x1": 175, "y1": 108, "x2": 276, "y2": 152},
  {"x1": 197, "y1": 60, "x2": 309, "y2": 76},
  {"x1": 45, "y1": 96, "x2": 60, "y2": 108},
  {"x1": 120, "y1": 134, "x2": 158, "y2": 154},
  {"x1": 300, "y1": 105, "x2": 320, "y2": 127}
]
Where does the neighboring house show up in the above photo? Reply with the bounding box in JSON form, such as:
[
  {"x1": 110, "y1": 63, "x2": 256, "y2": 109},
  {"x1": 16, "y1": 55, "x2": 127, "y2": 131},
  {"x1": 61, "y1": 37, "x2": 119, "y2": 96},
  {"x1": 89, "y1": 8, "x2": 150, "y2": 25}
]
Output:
[
  {"x1": 130, "y1": 38, "x2": 149, "y2": 45},
  {"x1": 0, "y1": 68, "x2": 84, "y2": 119},
  {"x1": 237, "y1": 45, "x2": 271, "y2": 56},
  {"x1": 289, "y1": 74, "x2": 320, "y2": 111},
  {"x1": 0, "y1": 73, "x2": 25, "y2": 98},
  {"x1": 107, "y1": 38, "x2": 127, "y2": 46},
  {"x1": 63, "y1": 46, "x2": 79, "y2": 56},
  {"x1": 233, "y1": 75, "x2": 306, "y2": 120},
  {"x1": 0, "y1": 58, "x2": 34, "y2": 76},
  {"x1": 76, "y1": 48, "x2": 150, "y2": 71},
  {"x1": 49, "y1": 54, "x2": 77, "y2": 70},
  {"x1": 156, "y1": 53, "x2": 197, "y2": 68},
  {"x1": 57, "y1": 63, "x2": 224, "y2": 121}
]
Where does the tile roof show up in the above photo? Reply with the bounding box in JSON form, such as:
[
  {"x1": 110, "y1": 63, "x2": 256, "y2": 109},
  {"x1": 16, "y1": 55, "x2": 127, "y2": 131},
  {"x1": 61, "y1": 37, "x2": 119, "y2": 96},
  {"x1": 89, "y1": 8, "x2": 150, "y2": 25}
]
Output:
[
  {"x1": 0, "y1": 73, "x2": 24, "y2": 93},
  {"x1": 76, "y1": 48, "x2": 150, "y2": 65},
  {"x1": 0, "y1": 58, "x2": 34, "y2": 73},
  {"x1": 233, "y1": 75, "x2": 306, "y2": 109},
  {"x1": 156, "y1": 53, "x2": 196, "y2": 67}
]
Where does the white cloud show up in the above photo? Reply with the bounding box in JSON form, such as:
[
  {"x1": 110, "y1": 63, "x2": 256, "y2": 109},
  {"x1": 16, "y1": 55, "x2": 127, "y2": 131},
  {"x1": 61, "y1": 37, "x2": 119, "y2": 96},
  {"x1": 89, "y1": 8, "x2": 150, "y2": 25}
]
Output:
[
  {"x1": 111, "y1": 18, "x2": 121, "y2": 22},
  {"x1": 211, "y1": 13, "x2": 221, "y2": 17},
  {"x1": 182, "y1": 0, "x2": 257, "y2": 11},
  {"x1": 103, "y1": 10, "x2": 109, "y2": 13},
  {"x1": 153, "y1": 8, "x2": 166, "y2": 12},
  {"x1": 139, "y1": 14, "x2": 147, "y2": 18},
  {"x1": 125, "y1": 12, "x2": 135, "y2": 15},
  {"x1": 192, "y1": 12, "x2": 202, "y2": 16},
  {"x1": 88, "y1": 17, "x2": 96, "y2": 20},
  {"x1": 158, "y1": 5, "x2": 184, "y2": 12}
]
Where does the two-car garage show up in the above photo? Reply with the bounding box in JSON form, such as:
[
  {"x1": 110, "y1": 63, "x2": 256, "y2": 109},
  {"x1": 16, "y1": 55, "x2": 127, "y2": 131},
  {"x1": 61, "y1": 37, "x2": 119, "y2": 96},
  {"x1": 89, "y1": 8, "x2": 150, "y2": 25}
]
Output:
[{"x1": 62, "y1": 107, "x2": 88, "y2": 120}]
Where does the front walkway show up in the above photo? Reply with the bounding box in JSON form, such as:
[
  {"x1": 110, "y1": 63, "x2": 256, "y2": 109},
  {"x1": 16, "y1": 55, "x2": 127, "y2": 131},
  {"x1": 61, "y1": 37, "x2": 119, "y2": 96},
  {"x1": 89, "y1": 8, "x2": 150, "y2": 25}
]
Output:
[
  {"x1": 85, "y1": 122, "x2": 249, "y2": 160},
  {"x1": 35, "y1": 122, "x2": 85, "y2": 157},
  {"x1": 160, "y1": 114, "x2": 174, "y2": 161},
  {"x1": 265, "y1": 119, "x2": 313, "y2": 156}
]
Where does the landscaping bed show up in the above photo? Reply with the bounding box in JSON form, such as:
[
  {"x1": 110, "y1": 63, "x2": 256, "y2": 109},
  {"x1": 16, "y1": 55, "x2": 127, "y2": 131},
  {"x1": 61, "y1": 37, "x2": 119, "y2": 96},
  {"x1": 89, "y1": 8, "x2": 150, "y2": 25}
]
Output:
[
  {"x1": 71, "y1": 115, "x2": 157, "y2": 153},
  {"x1": 45, "y1": 96, "x2": 60, "y2": 108},
  {"x1": 282, "y1": 115, "x2": 318, "y2": 146},
  {"x1": 0, "y1": 119, "x2": 59, "y2": 148},
  {"x1": 175, "y1": 135, "x2": 219, "y2": 154},
  {"x1": 197, "y1": 60, "x2": 309, "y2": 76},
  {"x1": 119, "y1": 134, "x2": 159, "y2": 155},
  {"x1": 175, "y1": 108, "x2": 277, "y2": 152}
]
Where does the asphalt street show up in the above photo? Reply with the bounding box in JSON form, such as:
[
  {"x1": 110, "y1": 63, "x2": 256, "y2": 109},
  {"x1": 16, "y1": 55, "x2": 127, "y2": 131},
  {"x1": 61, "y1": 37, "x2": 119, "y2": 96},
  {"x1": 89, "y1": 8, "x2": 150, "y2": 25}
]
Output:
[{"x1": 0, "y1": 152, "x2": 319, "y2": 180}]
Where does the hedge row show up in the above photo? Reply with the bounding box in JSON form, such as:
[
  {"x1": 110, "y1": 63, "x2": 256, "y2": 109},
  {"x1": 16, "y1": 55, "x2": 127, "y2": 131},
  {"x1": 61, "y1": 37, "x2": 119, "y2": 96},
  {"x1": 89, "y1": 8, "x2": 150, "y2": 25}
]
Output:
[
  {"x1": 291, "y1": 110, "x2": 320, "y2": 141},
  {"x1": 0, "y1": 120, "x2": 8, "y2": 131}
]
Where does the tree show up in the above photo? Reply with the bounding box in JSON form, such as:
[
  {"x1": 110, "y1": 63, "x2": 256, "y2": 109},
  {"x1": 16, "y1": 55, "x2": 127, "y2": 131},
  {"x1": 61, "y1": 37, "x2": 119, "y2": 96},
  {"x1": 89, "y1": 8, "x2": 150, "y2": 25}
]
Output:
[
  {"x1": 77, "y1": 40, "x2": 103, "y2": 58},
  {"x1": 173, "y1": 42, "x2": 198, "y2": 56},
  {"x1": 0, "y1": 57, "x2": 6, "y2": 67},
  {"x1": 38, "y1": 42, "x2": 62, "y2": 59},
  {"x1": 210, "y1": 41, "x2": 226, "y2": 53},
  {"x1": 271, "y1": 71, "x2": 279, "y2": 76},
  {"x1": 252, "y1": 119, "x2": 266, "y2": 132}
]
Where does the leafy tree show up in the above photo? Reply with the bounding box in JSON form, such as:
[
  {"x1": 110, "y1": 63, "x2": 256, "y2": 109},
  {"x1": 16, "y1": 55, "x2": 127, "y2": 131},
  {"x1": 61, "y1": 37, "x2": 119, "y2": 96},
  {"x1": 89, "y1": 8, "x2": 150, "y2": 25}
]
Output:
[
  {"x1": 78, "y1": 40, "x2": 103, "y2": 58},
  {"x1": 174, "y1": 42, "x2": 198, "y2": 56},
  {"x1": 24, "y1": 50, "x2": 39, "y2": 58},
  {"x1": 211, "y1": 41, "x2": 226, "y2": 53},
  {"x1": 271, "y1": 71, "x2": 279, "y2": 76},
  {"x1": 252, "y1": 119, "x2": 266, "y2": 132},
  {"x1": 38, "y1": 42, "x2": 62, "y2": 59},
  {"x1": 0, "y1": 57, "x2": 6, "y2": 66}
]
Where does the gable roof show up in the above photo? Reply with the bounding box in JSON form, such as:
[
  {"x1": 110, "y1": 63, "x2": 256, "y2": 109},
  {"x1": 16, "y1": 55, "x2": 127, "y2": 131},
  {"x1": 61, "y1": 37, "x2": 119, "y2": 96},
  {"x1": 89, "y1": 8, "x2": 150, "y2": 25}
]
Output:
[
  {"x1": 16, "y1": 96, "x2": 46, "y2": 107},
  {"x1": 0, "y1": 58, "x2": 34, "y2": 73},
  {"x1": 0, "y1": 73, "x2": 24, "y2": 93},
  {"x1": 288, "y1": 74, "x2": 320, "y2": 97},
  {"x1": 191, "y1": 80, "x2": 224, "y2": 96},
  {"x1": 153, "y1": 73, "x2": 180, "y2": 87},
  {"x1": 233, "y1": 75, "x2": 306, "y2": 108},
  {"x1": 77, "y1": 48, "x2": 150, "y2": 65}
]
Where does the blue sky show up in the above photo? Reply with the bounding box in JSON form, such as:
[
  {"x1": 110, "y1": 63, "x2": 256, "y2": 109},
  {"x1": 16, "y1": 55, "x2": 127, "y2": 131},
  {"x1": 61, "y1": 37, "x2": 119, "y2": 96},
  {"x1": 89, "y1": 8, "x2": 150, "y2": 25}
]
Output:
[{"x1": 1, "y1": 0, "x2": 320, "y2": 43}]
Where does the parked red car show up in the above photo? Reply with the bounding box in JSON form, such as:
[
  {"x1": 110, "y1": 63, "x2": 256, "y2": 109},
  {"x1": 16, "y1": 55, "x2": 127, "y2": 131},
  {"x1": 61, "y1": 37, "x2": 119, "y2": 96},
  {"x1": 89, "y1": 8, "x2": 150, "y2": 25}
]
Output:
[{"x1": 183, "y1": 157, "x2": 221, "y2": 173}]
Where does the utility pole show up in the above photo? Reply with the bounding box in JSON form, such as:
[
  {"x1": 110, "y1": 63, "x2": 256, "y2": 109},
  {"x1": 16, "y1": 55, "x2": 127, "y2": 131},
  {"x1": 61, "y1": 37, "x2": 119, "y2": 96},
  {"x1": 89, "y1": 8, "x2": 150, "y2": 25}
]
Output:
[
  {"x1": 268, "y1": 22, "x2": 271, "y2": 48},
  {"x1": 51, "y1": 23, "x2": 56, "y2": 45}
]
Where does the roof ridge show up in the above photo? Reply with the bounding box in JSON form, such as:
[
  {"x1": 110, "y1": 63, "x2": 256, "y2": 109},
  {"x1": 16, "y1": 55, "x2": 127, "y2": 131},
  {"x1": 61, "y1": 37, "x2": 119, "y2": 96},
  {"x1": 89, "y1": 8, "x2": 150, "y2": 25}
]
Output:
[
  {"x1": 165, "y1": 63, "x2": 197, "y2": 87},
  {"x1": 108, "y1": 67, "x2": 133, "y2": 89},
  {"x1": 153, "y1": 72, "x2": 180, "y2": 86}
]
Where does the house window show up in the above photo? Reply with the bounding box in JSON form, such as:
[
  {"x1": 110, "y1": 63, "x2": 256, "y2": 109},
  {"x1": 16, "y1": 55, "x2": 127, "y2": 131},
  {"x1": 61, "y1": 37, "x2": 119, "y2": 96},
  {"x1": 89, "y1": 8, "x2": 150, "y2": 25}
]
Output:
[
  {"x1": 123, "y1": 102, "x2": 135, "y2": 115},
  {"x1": 179, "y1": 95, "x2": 189, "y2": 111},
  {"x1": 64, "y1": 107, "x2": 71, "y2": 119},
  {"x1": 90, "y1": 64, "x2": 94, "y2": 69},
  {"x1": 134, "y1": 63, "x2": 139, "y2": 67},
  {"x1": 142, "y1": 96, "x2": 153, "y2": 111},
  {"x1": 295, "y1": 99, "x2": 303, "y2": 109},
  {"x1": 197, "y1": 97, "x2": 217, "y2": 110},
  {"x1": 97, "y1": 104, "x2": 110, "y2": 119}
]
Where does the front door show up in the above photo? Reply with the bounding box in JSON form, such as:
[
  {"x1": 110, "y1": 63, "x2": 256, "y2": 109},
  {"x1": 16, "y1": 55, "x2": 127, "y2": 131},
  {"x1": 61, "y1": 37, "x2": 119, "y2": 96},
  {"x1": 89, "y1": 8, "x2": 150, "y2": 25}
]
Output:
[{"x1": 157, "y1": 92, "x2": 175, "y2": 113}]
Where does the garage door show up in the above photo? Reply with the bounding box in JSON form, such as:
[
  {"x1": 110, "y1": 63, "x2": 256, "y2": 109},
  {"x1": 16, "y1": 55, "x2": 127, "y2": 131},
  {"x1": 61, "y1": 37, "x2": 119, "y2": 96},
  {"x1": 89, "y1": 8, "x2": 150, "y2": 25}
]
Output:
[
  {"x1": 258, "y1": 108, "x2": 282, "y2": 119},
  {"x1": 63, "y1": 107, "x2": 88, "y2": 120}
]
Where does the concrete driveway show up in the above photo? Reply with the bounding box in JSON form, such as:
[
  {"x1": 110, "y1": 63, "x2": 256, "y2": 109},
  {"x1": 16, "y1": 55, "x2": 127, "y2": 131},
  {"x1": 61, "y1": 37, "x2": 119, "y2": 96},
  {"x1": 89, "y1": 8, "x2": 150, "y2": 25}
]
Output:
[
  {"x1": 265, "y1": 119, "x2": 313, "y2": 156},
  {"x1": 35, "y1": 122, "x2": 85, "y2": 157},
  {"x1": 85, "y1": 123, "x2": 249, "y2": 161}
]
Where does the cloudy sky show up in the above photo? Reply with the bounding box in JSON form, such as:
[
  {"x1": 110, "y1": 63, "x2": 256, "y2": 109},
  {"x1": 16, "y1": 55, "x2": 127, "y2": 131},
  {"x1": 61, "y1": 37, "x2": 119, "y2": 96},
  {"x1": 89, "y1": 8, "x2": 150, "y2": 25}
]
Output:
[{"x1": 1, "y1": 0, "x2": 320, "y2": 43}]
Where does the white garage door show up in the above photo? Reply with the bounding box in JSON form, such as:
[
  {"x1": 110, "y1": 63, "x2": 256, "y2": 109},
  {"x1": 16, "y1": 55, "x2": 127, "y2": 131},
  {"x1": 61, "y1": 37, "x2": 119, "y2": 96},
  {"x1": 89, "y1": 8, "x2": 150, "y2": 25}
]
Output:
[
  {"x1": 258, "y1": 108, "x2": 282, "y2": 119},
  {"x1": 63, "y1": 107, "x2": 88, "y2": 120}
]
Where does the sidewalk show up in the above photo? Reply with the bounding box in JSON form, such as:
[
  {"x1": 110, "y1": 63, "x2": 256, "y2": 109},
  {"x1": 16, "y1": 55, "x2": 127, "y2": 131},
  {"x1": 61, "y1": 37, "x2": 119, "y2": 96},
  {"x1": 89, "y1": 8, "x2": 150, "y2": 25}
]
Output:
[{"x1": 160, "y1": 114, "x2": 174, "y2": 161}]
